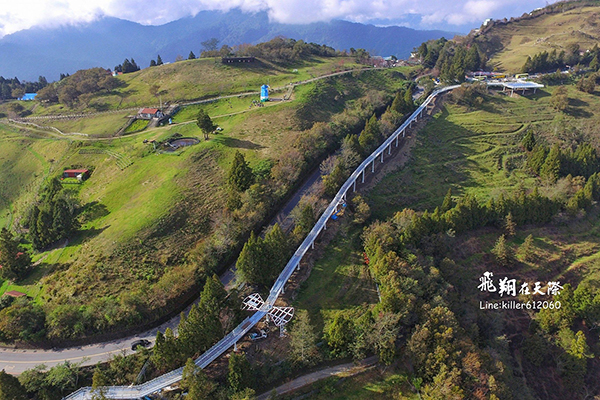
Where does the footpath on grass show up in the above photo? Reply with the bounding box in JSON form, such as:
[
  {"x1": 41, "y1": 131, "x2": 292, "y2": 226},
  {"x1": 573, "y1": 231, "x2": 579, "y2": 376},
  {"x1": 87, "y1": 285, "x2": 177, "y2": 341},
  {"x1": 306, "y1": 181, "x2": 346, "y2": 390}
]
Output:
[{"x1": 256, "y1": 356, "x2": 379, "y2": 400}]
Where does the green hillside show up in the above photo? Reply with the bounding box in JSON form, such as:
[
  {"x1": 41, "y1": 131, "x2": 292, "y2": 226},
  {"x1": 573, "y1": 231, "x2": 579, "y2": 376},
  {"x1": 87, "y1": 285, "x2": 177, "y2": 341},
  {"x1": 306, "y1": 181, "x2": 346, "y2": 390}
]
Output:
[
  {"x1": 0, "y1": 65, "x2": 408, "y2": 342},
  {"x1": 471, "y1": 2, "x2": 600, "y2": 72}
]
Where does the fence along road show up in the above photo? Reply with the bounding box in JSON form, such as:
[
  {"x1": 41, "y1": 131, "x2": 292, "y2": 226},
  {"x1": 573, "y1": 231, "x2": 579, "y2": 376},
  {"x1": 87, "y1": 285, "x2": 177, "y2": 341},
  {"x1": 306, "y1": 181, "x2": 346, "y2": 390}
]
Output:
[{"x1": 64, "y1": 84, "x2": 459, "y2": 400}]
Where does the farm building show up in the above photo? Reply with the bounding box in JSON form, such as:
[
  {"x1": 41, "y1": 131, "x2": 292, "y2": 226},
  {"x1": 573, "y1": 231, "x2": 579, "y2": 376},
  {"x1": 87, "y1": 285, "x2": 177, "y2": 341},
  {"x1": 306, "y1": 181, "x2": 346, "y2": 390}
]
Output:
[
  {"x1": 63, "y1": 169, "x2": 90, "y2": 181},
  {"x1": 4, "y1": 290, "x2": 27, "y2": 298},
  {"x1": 137, "y1": 108, "x2": 164, "y2": 120},
  {"x1": 222, "y1": 57, "x2": 255, "y2": 64}
]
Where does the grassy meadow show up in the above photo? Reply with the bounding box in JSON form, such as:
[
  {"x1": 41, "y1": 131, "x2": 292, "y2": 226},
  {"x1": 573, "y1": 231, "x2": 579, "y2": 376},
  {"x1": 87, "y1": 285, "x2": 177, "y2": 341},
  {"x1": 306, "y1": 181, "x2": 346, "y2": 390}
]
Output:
[
  {"x1": 477, "y1": 5, "x2": 600, "y2": 72},
  {"x1": 0, "y1": 66, "x2": 409, "y2": 341}
]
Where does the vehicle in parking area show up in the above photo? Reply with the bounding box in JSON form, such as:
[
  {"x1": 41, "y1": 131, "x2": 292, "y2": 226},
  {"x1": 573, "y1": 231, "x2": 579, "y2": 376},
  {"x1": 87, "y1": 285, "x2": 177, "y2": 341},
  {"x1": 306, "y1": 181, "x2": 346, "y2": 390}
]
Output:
[{"x1": 131, "y1": 339, "x2": 151, "y2": 351}]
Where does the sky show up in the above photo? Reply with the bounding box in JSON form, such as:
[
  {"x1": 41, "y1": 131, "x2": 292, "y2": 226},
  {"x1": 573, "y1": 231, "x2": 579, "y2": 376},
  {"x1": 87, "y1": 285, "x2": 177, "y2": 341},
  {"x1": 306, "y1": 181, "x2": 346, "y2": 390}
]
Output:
[{"x1": 0, "y1": 0, "x2": 560, "y2": 38}]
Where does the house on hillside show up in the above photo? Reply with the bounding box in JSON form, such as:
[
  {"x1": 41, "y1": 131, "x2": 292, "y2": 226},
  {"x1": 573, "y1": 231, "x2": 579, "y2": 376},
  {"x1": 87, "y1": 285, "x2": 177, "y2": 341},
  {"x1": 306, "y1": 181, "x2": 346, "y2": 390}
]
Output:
[
  {"x1": 4, "y1": 290, "x2": 27, "y2": 298},
  {"x1": 63, "y1": 169, "x2": 90, "y2": 181},
  {"x1": 137, "y1": 108, "x2": 164, "y2": 120}
]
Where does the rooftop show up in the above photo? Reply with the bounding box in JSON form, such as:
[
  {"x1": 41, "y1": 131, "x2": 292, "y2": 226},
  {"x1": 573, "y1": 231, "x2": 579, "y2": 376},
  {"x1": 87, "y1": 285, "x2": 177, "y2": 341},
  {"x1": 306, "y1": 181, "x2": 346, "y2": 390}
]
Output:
[{"x1": 502, "y1": 82, "x2": 544, "y2": 90}]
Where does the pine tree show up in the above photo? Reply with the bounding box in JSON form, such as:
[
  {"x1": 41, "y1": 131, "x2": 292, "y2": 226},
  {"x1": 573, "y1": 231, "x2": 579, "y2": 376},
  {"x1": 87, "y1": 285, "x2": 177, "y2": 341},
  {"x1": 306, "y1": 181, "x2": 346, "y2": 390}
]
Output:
[
  {"x1": 441, "y1": 188, "x2": 453, "y2": 213},
  {"x1": 236, "y1": 232, "x2": 265, "y2": 285},
  {"x1": 156, "y1": 55, "x2": 163, "y2": 65},
  {"x1": 228, "y1": 353, "x2": 252, "y2": 394},
  {"x1": 149, "y1": 59, "x2": 157, "y2": 67},
  {"x1": 289, "y1": 310, "x2": 319, "y2": 365},
  {"x1": 540, "y1": 144, "x2": 561, "y2": 182},
  {"x1": 504, "y1": 213, "x2": 516, "y2": 237},
  {"x1": 403, "y1": 87, "x2": 415, "y2": 113},
  {"x1": 182, "y1": 358, "x2": 214, "y2": 399},
  {"x1": 188, "y1": 51, "x2": 196, "y2": 60},
  {"x1": 228, "y1": 151, "x2": 254, "y2": 192},
  {"x1": 522, "y1": 130, "x2": 536, "y2": 152},
  {"x1": 492, "y1": 234, "x2": 513, "y2": 267},
  {"x1": 263, "y1": 223, "x2": 288, "y2": 279},
  {"x1": 518, "y1": 234, "x2": 535, "y2": 262},
  {"x1": 391, "y1": 90, "x2": 407, "y2": 114}
]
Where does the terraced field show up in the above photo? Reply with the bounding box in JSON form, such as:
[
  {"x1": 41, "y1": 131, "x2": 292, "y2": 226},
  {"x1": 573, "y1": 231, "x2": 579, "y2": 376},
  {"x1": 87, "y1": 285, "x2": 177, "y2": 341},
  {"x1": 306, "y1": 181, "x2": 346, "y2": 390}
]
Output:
[{"x1": 366, "y1": 86, "x2": 598, "y2": 219}]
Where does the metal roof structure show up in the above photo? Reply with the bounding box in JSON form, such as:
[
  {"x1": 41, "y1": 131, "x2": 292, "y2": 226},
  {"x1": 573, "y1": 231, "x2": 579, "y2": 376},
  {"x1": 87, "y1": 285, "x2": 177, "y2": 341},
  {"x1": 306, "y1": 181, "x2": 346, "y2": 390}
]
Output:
[{"x1": 502, "y1": 82, "x2": 544, "y2": 90}]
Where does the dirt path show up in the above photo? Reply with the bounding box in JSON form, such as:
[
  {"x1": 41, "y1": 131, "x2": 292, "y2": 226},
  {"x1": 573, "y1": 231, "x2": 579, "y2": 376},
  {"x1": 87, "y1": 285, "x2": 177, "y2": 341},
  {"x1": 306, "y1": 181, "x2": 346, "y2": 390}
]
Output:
[{"x1": 256, "y1": 356, "x2": 378, "y2": 400}]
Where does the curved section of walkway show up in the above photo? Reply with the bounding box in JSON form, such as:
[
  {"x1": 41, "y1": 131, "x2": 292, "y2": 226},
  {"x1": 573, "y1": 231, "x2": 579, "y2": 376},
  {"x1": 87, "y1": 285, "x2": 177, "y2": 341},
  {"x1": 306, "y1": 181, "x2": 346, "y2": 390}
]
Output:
[{"x1": 64, "y1": 85, "x2": 459, "y2": 400}]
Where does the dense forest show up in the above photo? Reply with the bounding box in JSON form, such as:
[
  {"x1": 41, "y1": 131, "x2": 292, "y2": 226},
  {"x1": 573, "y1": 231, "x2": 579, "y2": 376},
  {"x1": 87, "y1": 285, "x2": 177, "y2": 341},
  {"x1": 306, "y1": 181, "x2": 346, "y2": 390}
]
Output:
[{"x1": 415, "y1": 38, "x2": 486, "y2": 83}]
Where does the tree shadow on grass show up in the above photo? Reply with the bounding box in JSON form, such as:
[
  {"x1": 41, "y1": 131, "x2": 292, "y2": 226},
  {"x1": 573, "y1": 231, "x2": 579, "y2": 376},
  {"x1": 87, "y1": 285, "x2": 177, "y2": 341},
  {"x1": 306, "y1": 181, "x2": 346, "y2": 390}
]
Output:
[
  {"x1": 214, "y1": 136, "x2": 265, "y2": 150},
  {"x1": 79, "y1": 201, "x2": 110, "y2": 223},
  {"x1": 565, "y1": 97, "x2": 593, "y2": 118}
]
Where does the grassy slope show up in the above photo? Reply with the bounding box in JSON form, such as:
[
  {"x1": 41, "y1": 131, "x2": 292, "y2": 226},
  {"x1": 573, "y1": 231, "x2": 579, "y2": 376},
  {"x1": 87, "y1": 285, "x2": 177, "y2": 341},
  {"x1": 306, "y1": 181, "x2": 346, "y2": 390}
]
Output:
[
  {"x1": 23, "y1": 57, "x2": 361, "y2": 136},
  {"x1": 366, "y1": 86, "x2": 600, "y2": 219},
  {"x1": 294, "y1": 222, "x2": 379, "y2": 330},
  {"x1": 0, "y1": 67, "x2": 407, "y2": 336},
  {"x1": 477, "y1": 5, "x2": 600, "y2": 72}
]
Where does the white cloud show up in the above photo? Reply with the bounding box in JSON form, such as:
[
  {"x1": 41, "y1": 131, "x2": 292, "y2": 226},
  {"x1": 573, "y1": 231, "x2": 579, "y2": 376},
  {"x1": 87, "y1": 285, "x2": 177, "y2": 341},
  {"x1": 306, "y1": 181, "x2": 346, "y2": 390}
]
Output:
[{"x1": 0, "y1": 0, "x2": 560, "y2": 38}]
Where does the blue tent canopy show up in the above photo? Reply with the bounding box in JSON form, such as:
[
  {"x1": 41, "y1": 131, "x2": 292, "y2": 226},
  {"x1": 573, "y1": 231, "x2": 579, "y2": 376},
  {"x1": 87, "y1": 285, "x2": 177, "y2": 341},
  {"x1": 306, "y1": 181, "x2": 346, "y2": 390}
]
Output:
[{"x1": 20, "y1": 93, "x2": 37, "y2": 101}]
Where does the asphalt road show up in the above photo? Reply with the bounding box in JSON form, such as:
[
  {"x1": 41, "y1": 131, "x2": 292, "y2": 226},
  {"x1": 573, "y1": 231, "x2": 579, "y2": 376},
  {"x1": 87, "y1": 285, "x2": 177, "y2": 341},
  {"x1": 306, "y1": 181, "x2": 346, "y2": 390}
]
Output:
[{"x1": 0, "y1": 159, "x2": 325, "y2": 375}]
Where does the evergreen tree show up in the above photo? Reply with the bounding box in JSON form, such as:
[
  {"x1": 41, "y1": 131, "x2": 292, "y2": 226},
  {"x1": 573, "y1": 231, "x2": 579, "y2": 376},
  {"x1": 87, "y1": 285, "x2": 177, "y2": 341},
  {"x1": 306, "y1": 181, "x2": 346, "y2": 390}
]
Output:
[
  {"x1": 263, "y1": 223, "x2": 288, "y2": 278},
  {"x1": 518, "y1": 234, "x2": 535, "y2": 262},
  {"x1": 527, "y1": 144, "x2": 549, "y2": 174},
  {"x1": 325, "y1": 313, "x2": 354, "y2": 357},
  {"x1": 0, "y1": 228, "x2": 31, "y2": 280},
  {"x1": 228, "y1": 151, "x2": 254, "y2": 192},
  {"x1": 540, "y1": 144, "x2": 561, "y2": 182},
  {"x1": 0, "y1": 369, "x2": 27, "y2": 400},
  {"x1": 522, "y1": 130, "x2": 536, "y2": 152},
  {"x1": 504, "y1": 213, "x2": 516, "y2": 237},
  {"x1": 358, "y1": 114, "x2": 382, "y2": 155},
  {"x1": 156, "y1": 55, "x2": 163, "y2": 65},
  {"x1": 228, "y1": 353, "x2": 252, "y2": 394},
  {"x1": 149, "y1": 59, "x2": 157, "y2": 67},
  {"x1": 181, "y1": 358, "x2": 214, "y2": 399},
  {"x1": 492, "y1": 234, "x2": 513, "y2": 267},
  {"x1": 289, "y1": 310, "x2": 319, "y2": 365},
  {"x1": 236, "y1": 232, "x2": 265, "y2": 285},
  {"x1": 441, "y1": 188, "x2": 453, "y2": 213},
  {"x1": 188, "y1": 51, "x2": 196, "y2": 60},
  {"x1": 403, "y1": 87, "x2": 415, "y2": 113},
  {"x1": 391, "y1": 90, "x2": 407, "y2": 114},
  {"x1": 196, "y1": 109, "x2": 216, "y2": 140}
]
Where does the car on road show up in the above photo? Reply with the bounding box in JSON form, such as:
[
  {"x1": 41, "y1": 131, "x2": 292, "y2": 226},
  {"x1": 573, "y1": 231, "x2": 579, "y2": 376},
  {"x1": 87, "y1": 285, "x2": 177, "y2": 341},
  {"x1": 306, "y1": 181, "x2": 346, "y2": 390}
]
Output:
[{"x1": 131, "y1": 339, "x2": 151, "y2": 351}]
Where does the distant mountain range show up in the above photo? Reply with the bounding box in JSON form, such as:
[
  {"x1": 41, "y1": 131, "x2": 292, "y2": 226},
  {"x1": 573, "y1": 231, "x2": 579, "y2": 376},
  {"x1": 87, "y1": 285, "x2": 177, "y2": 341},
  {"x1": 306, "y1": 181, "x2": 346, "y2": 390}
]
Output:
[{"x1": 0, "y1": 9, "x2": 456, "y2": 81}]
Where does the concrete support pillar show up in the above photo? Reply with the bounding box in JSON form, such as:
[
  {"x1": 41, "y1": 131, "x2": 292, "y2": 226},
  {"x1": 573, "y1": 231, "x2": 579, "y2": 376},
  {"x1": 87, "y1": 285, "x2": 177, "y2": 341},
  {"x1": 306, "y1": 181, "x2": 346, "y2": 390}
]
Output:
[
  {"x1": 372, "y1": 160, "x2": 375, "y2": 173},
  {"x1": 353, "y1": 180, "x2": 356, "y2": 192},
  {"x1": 381, "y1": 152, "x2": 384, "y2": 163},
  {"x1": 388, "y1": 145, "x2": 391, "y2": 155},
  {"x1": 362, "y1": 169, "x2": 365, "y2": 183},
  {"x1": 396, "y1": 135, "x2": 399, "y2": 147}
]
